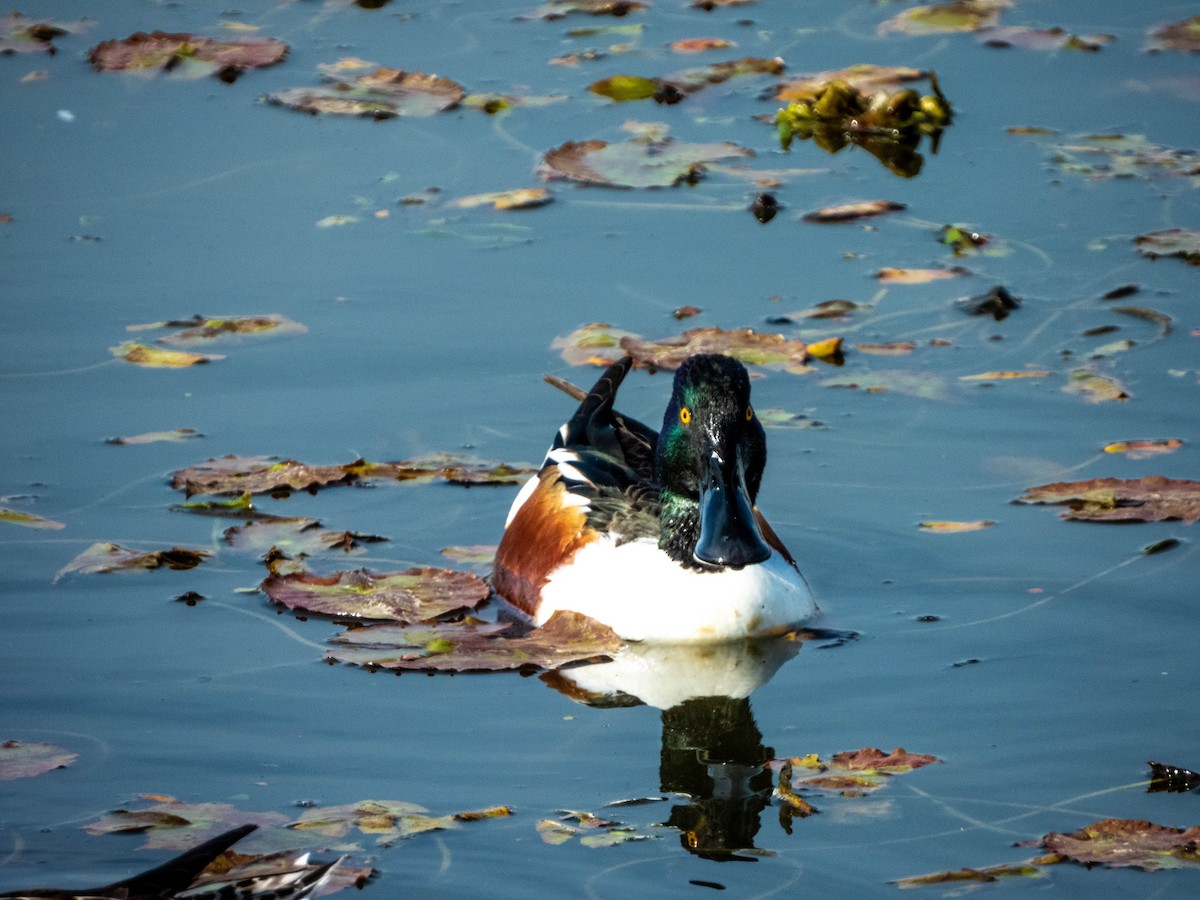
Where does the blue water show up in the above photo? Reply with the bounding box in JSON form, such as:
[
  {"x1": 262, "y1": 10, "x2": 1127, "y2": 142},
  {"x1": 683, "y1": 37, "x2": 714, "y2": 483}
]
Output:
[{"x1": 2, "y1": 0, "x2": 1198, "y2": 895}]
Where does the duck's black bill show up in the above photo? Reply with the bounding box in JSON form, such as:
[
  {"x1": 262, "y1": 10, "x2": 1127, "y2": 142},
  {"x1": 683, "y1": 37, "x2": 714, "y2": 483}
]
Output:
[{"x1": 695, "y1": 454, "x2": 771, "y2": 569}]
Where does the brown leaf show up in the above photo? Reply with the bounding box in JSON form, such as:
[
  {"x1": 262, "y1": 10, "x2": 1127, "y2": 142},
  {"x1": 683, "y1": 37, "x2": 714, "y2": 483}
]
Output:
[
  {"x1": 88, "y1": 31, "x2": 288, "y2": 81},
  {"x1": 55, "y1": 543, "x2": 208, "y2": 580},
  {"x1": 830, "y1": 747, "x2": 941, "y2": 773},
  {"x1": 263, "y1": 567, "x2": 490, "y2": 622},
  {"x1": 1041, "y1": 818, "x2": 1200, "y2": 871},
  {"x1": 172, "y1": 455, "x2": 356, "y2": 496},
  {"x1": 874, "y1": 266, "x2": 969, "y2": 284},
  {"x1": 620, "y1": 327, "x2": 810, "y2": 372},
  {"x1": 1103, "y1": 439, "x2": 1183, "y2": 460},
  {"x1": 1016, "y1": 476, "x2": 1200, "y2": 523},
  {"x1": 802, "y1": 199, "x2": 906, "y2": 223},
  {"x1": 0, "y1": 740, "x2": 78, "y2": 780}
]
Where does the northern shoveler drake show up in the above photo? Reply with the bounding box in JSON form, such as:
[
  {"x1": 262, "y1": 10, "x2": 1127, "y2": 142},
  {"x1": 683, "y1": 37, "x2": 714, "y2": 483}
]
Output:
[{"x1": 493, "y1": 353, "x2": 816, "y2": 642}]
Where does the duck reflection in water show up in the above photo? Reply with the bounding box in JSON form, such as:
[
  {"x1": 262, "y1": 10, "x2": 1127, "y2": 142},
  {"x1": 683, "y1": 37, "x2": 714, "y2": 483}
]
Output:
[{"x1": 544, "y1": 630, "x2": 842, "y2": 860}]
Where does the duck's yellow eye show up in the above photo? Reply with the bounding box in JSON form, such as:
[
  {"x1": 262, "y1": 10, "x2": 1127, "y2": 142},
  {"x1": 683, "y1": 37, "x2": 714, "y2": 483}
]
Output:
[
  {"x1": 679, "y1": 406, "x2": 692, "y2": 425},
  {"x1": 746, "y1": 405, "x2": 754, "y2": 422}
]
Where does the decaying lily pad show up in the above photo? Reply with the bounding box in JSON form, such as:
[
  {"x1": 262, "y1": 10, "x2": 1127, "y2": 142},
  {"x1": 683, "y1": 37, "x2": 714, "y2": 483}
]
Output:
[
  {"x1": 0, "y1": 12, "x2": 84, "y2": 55},
  {"x1": 1063, "y1": 368, "x2": 1130, "y2": 403},
  {"x1": 85, "y1": 799, "x2": 289, "y2": 850},
  {"x1": 110, "y1": 342, "x2": 221, "y2": 367},
  {"x1": 1103, "y1": 439, "x2": 1183, "y2": 459},
  {"x1": 1016, "y1": 476, "x2": 1200, "y2": 523},
  {"x1": 541, "y1": 133, "x2": 754, "y2": 189},
  {"x1": 519, "y1": 0, "x2": 647, "y2": 21},
  {"x1": 1134, "y1": 229, "x2": 1200, "y2": 265},
  {"x1": 89, "y1": 31, "x2": 288, "y2": 82},
  {"x1": 590, "y1": 57, "x2": 784, "y2": 103},
  {"x1": 327, "y1": 610, "x2": 622, "y2": 672},
  {"x1": 894, "y1": 862, "x2": 1043, "y2": 888},
  {"x1": 670, "y1": 38, "x2": 735, "y2": 53},
  {"x1": 554, "y1": 323, "x2": 812, "y2": 372},
  {"x1": 829, "y1": 747, "x2": 941, "y2": 774},
  {"x1": 290, "y1": 799, "x2": 510, "y2": 846},
  {"x1": 172, "y1": 455, "x2": 357, "y2": 496},
  {"x1": 1040, "y1": 818, "x2": 1200, "y2": 871},
  {"x1": 0, "y1": 740, "x2": 78, "y2": 780},
  {"x1": 262, "y1": 567, "x2": 490, "y2": 622},
  {"x1": 107, "y1": 428, "x2": 202, "y2": 445},
  {"x1": 776, "y1": 747, "x2": 941, "y2": 803},
  {"x1": 266, "y1": 68, "x2": 465, "y2": 119},
  {"x1": 0, "y1": 506, "x2": 65, "y2": 530},
  {"x1": 224, "y1": 519, "x2": 387, "y2": 556},
  {"x1": 343, "y1": 453, "x2": 535, "y2": 486},
  {"x1": 802, "y1": 199, "x2": 906, "y2": 223},
  {"x1": 981, "y1": 26, "x2": 1113, "y2": 51},
  {"x1": 878, "y1": 0, "x2": 1011, "y2": 37},
  {"x1": 1147, "y1": 16, "x2": 1200, "y2": 54},
  {"x1": 1043, "y1": 134, "x2": 1200, "y2": 182},
  {"x1": 55, "y1": 542, "x2": 209, "y2": 580},
  {"x1": 127, "y1": 314, "x2": 306, "y2": 345}
]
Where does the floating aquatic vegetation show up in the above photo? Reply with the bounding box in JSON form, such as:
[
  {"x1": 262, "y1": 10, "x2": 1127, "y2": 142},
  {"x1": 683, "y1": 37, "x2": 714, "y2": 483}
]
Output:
[
  {"x1": 0, "y1": 740, "x2": 78, "y2": 781},
  {"x1": 451, "y1": 188, "x2": 553, "y2": 210},
  {"x1": 0, "y1": 12, "x2": 86, "y2": 55},
  {"x1": 980, "y1": 25, "x2": 1113, "y2": 51},
  {"x1": 878, "y1": 0, "x2": 1011, "y2": 37},
  {"x1": 589, "y1": 57, "x2": 784, "y2": 103},
  {"x1": 775, "y1": 74, "x2": 952, "y2": 177},
  {"x1": 519, "y1": 0, "x2": 647, "y2": 21},
  {"x1": 224, "y1": 518, "x2": 387, "y2": 556},
  {"x1": 1039, "y1": 818, "x2": 1200, "y2": 871},
  {"x1": 918, "y1": 520, "x2": 995, "y2": 533},
  {"x1": 110, "y1": 342, "x2": 221, "y2": 367},
  {"x1": 1016, "y1": 476, "x2": 1200, "y2": 523},
  {"x1": 1134, "y1": 228, "x2": 1200, "y2": 265},
  {"x1": 541, "y1": 128, "x2": 754, "y2": 188},
  {"x1": 1103, "y1": 439, "x2": 1183, "y2": 459},
  {"x1": 106, "y1": 428, "x2": 202, "y2": 445},
  {"x1": 802, "y1": 199, "x2": 906, "y2": 223},
  {"x1": 1146, "y1": 16, "x2": 1200, "y2": 54},
  {"x1": 0, "y1": 507, "x2": 65, "y2": 530},
  {"x1": 262, "y1": 567, "x2": 490, "y2": 622},
  {"x1": 1062, "y1": 367, "x2": 1130, "y2": 403},
  {"x1": 875, "y1": 266, "x2": 970, "y2": 284},
  {"x1": 55, "y1": 542, "x2": 209, "y2": 579},
  {"x1": 127, "y1": 314, "x2": 306, "y2": 345},
  {"x1": 554, "y1": 323, "x2": 813, "y2": 372},
  {"x1": 89, "y1": 31, "x2": 288, "y2": 82},
  {"x1": 266, "y1": 68, "x2": 464, "y2": 119}
]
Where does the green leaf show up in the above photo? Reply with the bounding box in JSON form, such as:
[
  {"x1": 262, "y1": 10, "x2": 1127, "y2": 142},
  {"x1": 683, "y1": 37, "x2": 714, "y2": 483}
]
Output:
[
  {"x1": 0, "y1": 507, "x2": 65, "y2": 530},
  {"x1": 878, "y1": 0, "x2": 1010, "y2": 37},
  {"x1": 589, "y1": 74, "x2": 658, "y2": 101}
]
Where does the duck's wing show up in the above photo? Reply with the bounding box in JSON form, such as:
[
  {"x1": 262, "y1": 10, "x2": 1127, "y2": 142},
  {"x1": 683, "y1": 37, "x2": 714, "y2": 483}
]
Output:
[{"x1": 556, "y1": 357, "x2": 659, "y2": 482}]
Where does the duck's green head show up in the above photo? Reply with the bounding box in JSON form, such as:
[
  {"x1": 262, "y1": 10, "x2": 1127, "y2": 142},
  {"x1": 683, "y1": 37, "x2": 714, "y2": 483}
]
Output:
[{"x1": 655, "y1": 354, "x2": 771, "y2": 570}]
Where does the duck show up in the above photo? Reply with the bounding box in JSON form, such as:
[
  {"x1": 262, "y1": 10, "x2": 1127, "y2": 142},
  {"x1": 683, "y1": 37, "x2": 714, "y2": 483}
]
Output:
[{"x1": 493, "y1": 353, "x2": 816, "y2": 642}]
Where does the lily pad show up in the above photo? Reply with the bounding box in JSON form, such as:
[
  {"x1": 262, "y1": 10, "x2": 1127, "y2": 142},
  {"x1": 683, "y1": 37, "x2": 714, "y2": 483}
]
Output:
[
  {"x1": 878, "y1": 0, "x2": 1011, "y2": 37},
  {"x1": 829, "y1": 747, "x2": 941, "y2": 774},
  {"x1": 1147, "y1": 16, "x2": 1200, "y2": 53},
  {"x1": 266, "y1": 68, "x2": 464, "y2": 119},
  {"x1": 172, "y1": 455, "x2": 357, "y2": 496},
  {"x1": 1103, "y1": 439, "x2": 1183, "y2": 459},
  {"x1": 110, "y1": 342, "x2": 221, "y2": 367},
  {"x1": 290, "y1": 799, "x2": 455, "y2": 845},
  {"x1": 541, "y1": 134, "x2": 754, "y2": 189},
  {"x1": 1134, "y1": 229, "x2": 1200, "y2": 265},
  {"x1": 1040, "y1": 818, "x2": 1200, "y2": 871},
  {"x1": 1016, "y1": 477, "x2": 1200, "y2": 523},
  {"x1": 327, "y1": 609, "x2": 622, "y2": 672},
  {"x1": 670, "y1": 38, "x2": 735, "y2": 53},
  {"x1": 621, "y1": 327, "x2": 812, "y2": 372},
  {"x1": 55, "y1": 542, "x2": 209, "y2": 580},
  {"x1": 343, "y1": 453, "x2": 536, "y2": 486},
  {"x1": 224, "y1": 519, "x2": 387, "y2": 556},
  {"x1": 0, "y1": 12, "x2": 84, "y2": 55},
  {"x1": 85, "y1": 799, "x2": 288, "y2": 850},
  {"x1": 127, "y1": 314, "x2": 306, "y2": 345},
  {"x1": 0, "y1": 507, "x2": 65, "y2": 530},
  {"x1": 262, "y1": 567, "x2": 490, "y2": 622},
  {"x1": 107, "y1": 428, "x2": 202, "y2": 445},
  {"x1": 0, "y1": 740, "x2": 78, "y2": 780},
  {"x1": 592, "y1": 57, "x2": 784, "y2": 103},
  {"x1": 802, "y1": 199, "x2": 906, "y2": 223},
  {"x1": 88, "y1": 31, "x2": 288, "y2": 82},
  {"x1": 981, "y1": 26, "x2": 1113, "y2": 52}
]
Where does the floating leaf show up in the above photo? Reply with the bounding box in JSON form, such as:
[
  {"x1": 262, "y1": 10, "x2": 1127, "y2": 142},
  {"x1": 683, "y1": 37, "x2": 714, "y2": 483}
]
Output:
[
  {"x1": 670, "y1": 38, "x2": 734, "y2": 53},
  {"x1": 855, "y1": 341, "x2": 916, "y2": 356},
  {"x1": 1134, "y1": 229, "x2": 1200, "y2": 265},
  {"x1": 0, "y1": 507, "x2": 65, "y2": 530},
  {"x1": 451, "y1": 188, "x2": 553, "y2": 210},
  {"x1": 620, "y1": 327, "x2": 812, "y2": 373},
  {"x1": 327, "y1": 610, "x2": 622, "y2": 672},
  {"x1": 1040, "y1": 818, "x2": 1200, "y2": 871},
  {"x1": 343, "y1": 453, "x2": 536, "y2": 486},
  {"x1": 127, "y1": 314, "x2": 306, "y2": 345},
  {"x1": 463, "y1": 91, "x2": 569, "y2": 114},
  {"x1": 940, "y1": 224, "x2": 990, "y2": 255},
  {"x1": 290, "y1": 799, "x2": 450, "y2": 845},
  {"x1": 806, "y1": 337, "x2": 845, "y2": 362},
  {"x1": 441, "y1": 545, "x2": 498, "y2": 566},
  {"x1": 540, "y1": 133, "x2": 754, "y2": 189},
  {"x1": 88, "y1": 31, "x2": 287, "y2": 82},
  {"x1": 879, "y1": 0, "x2": 1011, "y2": 37},
  {"x1": 1063, "y1": 368, "x2": 1130, "y2": 403},
  {"x1": 172, "y1": 455, "x2": 356, "y2": 496},
  {"x1": 1114, "y1": 306, "x2": 1172, "y2": 339},
  {"x1": 0, "y1": 12, "x2": 84, "y2": 54},
  {"x1": 777, "y1": 64, "x2": 928, "y2": 103},
  {"x1": 1148, "y1": 761, "x2": 1200, "y2": 794},
  {"x1": 224, "y1": 519, "x2": 387, "y2": 556},
  {"x1": 756, "y1": 408, "x2": 826, "y2": 429},
  {"x1": 894, "y1": 862, "x2": 1043, "y2": 888},
  {"x1": 1046, "y1": 133, "x2": 1199, "y2": 181},
  {"x1": 56, "y1": 543, "x2": 208, "y2": 579},
  {"x1": 106, "y1": 428, "x2": 202, "y2": 445},
  {"x1": 519, "y1": 0, "x2": 647, "y2": 21},
  {"x1": 552, "y1": 322, "x2": 640, "y2": 367},
  {"x1": 1103, "y1": 439, "x2": 1183, "y2": 459},
  {"x1": 821, "y1": 370, "x2": 950, "y2": 401},
  {"x1": 1147, "y1": 16, "x2": 1200, "y2": 53},
  {"x1": 774, "y1": 300, "x2": 865, "y2": 322},
  {"x1": 919, "y1": 520, "x2": 995, "y2": 533},
  {"x1": 536, "y1": 810, "x2": 655, "y2": 847},
  {"x1": 803, "y1": 199, "x2": 906, "y2": 223},
  {"x1": 264, "y1": 568, "x2": 489, "y2": 622},
  {"x1": 84, "y1": 800, "x2": 288, "y2": 850},
  {"x1": 673, "y1": 305, "x2": 702, "y2": 320},
  {"x1": 110, "y1": 342, "x2": 220, "y2": 367},
  {"x1": 589, "y1": 74, "x2": 658, "y2": 101},
  {"x1": 266, "y1": 68, "x2": 464, "y2": 119},
  {"x1": 1016, "y1": 477, "x2": 1200, "y2": 523},
  {"x1": 959, "y1": 370, "x2": 1051, "y2": 381},
  {"x1": 1089, "y1": 338, "x2": 1135, "y2": 358},
  {"x1": 172, "y1": 492, "x2": 257, "y2": 517},
  {"x1": 829, "y1": 747, "x2": 941, "y2": 774},
  {"x1": 0, "y1": 740, "x2": 78, "y2": 780},
  {"x1": 875, "y1": 266, "x2": 969, "y2": 284},
  {"x1": 981, "y1": 26, "x2": 1113, "y2": 51}
]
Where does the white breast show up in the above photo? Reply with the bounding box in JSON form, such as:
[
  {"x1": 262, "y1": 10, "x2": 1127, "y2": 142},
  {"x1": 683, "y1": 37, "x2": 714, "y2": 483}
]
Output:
[{"x1": 535, "y1": 536, "x2": 817, "y2": 642}]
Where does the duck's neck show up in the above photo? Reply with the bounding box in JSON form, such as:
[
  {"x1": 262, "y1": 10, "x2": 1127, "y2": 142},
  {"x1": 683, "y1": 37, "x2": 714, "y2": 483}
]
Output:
[{"x1": 658, "y1": 490, "x2": 706, "y2": 570}]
